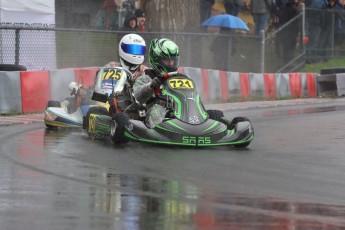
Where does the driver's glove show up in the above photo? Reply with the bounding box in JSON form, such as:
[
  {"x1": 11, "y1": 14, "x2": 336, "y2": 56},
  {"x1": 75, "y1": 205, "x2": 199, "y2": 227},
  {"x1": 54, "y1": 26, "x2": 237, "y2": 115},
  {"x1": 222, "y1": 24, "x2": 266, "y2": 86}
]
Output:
[{"x1": 150, "y1": 77, "x2": 163, "y2": 90}]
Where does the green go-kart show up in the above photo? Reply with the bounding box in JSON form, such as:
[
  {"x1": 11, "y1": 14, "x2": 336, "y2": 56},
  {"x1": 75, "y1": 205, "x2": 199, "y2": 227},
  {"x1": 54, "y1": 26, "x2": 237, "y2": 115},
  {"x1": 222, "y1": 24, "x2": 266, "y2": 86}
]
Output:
[{"x1": 87, "y1": 71, "x2": 254, "y2": 148}]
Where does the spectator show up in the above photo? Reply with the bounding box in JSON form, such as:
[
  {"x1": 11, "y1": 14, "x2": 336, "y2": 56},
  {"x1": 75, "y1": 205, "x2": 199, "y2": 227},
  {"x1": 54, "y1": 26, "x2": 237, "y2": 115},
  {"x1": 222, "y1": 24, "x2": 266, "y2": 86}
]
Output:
[
  {"x1": 304, "y1": 0, "x2": 314, "y2": 7},
  {"x1": 224, "y1": 0, "x2": 240, "y2": 16},
  {"x1": 306, "y1": 0, "x2": 333, "y2": 63},
  {"x1": 210, "y1": 27, "x2": 235, "y2": 71},
  {"x1": 334, "y1": 0, "x2": 345, "y2": 47},
  {"x1": 271, "y1": 0, "x2": 288, "y2": 30},
  {"x1": 250, "y1": 0, "x2": 272, "y2": 35},
  {"x1": 94, "y1": 0, "x2": 121, "y2": 30},
  {"x1": 200, "y1": 0, "x2": 215, "y2": 24},
  {"x1": 123, "y1": 11, "x2": 138, "y2": 31},
  {"x1": 279, "y1": 0, "x2": 301, "y2": 63},
  {"x1": 135, "y1": 9, "x2": 146, "y2": 31}
]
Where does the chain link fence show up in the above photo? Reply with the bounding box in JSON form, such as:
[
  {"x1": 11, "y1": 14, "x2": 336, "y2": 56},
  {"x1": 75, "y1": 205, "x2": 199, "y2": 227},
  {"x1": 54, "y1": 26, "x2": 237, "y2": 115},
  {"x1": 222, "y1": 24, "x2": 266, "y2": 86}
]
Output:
[
  {"x1": 0, "y1": 26, "x2": 296, "y2": 73},
  {"x1": 1, "y1": 6, "x2": 345, "y2": 73}
]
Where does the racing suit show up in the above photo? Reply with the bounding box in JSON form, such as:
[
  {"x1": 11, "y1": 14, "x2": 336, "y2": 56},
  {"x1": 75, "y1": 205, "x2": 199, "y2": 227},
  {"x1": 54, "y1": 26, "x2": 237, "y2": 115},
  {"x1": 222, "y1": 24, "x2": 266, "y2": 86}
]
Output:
[{"x1": 133, "y1": 69, "x2": 167, "y2": 128}]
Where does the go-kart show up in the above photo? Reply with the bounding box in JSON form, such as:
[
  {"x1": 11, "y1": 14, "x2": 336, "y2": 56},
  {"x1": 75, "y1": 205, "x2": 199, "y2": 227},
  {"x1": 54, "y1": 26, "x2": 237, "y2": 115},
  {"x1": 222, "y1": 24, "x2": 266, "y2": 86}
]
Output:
[
  {"x1": 84, "y1": 67, "x2": 146, "y2": 139},
  {"x1": 44, "y1": 82, "x2": 94, "y2": 128},
  {"x1": 88, "y1": 71, "x2": 254, "y2": 148}
]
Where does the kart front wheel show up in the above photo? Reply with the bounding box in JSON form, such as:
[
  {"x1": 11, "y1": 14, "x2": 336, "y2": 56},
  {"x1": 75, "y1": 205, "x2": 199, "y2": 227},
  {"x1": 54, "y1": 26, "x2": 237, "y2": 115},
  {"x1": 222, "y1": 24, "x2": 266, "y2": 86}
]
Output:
[
  {"x1": 45, "y1": 100, "x2": 61, "y2": 129},
  {"x1": 233, "y1": 142, "x2": 251, "y2": 148},
  {"x1": 85, "y1": 106, "x2": 109, "y2": 139},
  {"x1": 84, "y1": 106, "x2": 108, "y2": 130},
  {"x1": 207, "y1": 109, "x2": 224, "y2": 121},
  {"x1": 110, "y1": 113, "x2": 129, "y2": 144},
  {"x1": 228, "y1": 117, "x2": 250, "y2": 130}
]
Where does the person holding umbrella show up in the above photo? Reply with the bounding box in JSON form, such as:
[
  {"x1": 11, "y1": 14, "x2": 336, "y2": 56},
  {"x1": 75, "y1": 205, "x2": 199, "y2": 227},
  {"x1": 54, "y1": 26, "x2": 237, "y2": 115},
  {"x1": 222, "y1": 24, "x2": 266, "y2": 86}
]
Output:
[
  {"x1": 202, "y1": 13, "x2": 249, "y2": 71},
  {"x1": 209, "y1": 27, "x2": 235, "y2": 71}
]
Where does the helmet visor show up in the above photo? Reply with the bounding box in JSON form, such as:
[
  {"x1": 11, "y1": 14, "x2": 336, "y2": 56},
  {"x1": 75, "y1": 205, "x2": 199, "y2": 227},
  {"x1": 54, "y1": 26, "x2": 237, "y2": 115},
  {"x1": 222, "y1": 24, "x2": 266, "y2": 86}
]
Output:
[
  {"x1": 161, "y1": 56, "x2": 179, "y2": 72},
  {"x1": 121, "y1": 43, "x2": 146, "y2": 55}
]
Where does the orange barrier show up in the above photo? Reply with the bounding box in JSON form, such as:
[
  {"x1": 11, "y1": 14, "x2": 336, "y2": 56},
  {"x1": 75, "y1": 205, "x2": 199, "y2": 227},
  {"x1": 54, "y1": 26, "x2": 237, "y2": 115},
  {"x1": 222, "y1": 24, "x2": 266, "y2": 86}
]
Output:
[
  {"x1": 306, "y1": 73, "x2": 317, "y2": 97},
  {"x1": 264, "y1": 73, "x2": 277, "y2": 99},
  {"x1": 74, "y1": 67, "x2": 99, "y2": 88},
  {"x1": 289, "y1": 73, "x2": 302, "y2": 98},
  {"x1": 20, "y1": 71, "x2": 50, "y2": 113}
]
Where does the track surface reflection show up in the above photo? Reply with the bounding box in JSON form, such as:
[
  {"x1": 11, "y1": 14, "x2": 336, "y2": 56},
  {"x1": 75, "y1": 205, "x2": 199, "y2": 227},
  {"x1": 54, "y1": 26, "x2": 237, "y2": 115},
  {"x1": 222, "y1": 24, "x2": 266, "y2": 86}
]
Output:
[{"x1": 1, "y1": 101, "x2": 345, "y2": 229}]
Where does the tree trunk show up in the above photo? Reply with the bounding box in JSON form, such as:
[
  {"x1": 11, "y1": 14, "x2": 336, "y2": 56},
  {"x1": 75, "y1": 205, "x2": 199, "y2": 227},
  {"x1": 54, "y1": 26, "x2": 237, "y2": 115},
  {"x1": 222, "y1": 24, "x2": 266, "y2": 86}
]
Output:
[{"x1": 144, "y1": 0, "x2": 201, "y2": 32}]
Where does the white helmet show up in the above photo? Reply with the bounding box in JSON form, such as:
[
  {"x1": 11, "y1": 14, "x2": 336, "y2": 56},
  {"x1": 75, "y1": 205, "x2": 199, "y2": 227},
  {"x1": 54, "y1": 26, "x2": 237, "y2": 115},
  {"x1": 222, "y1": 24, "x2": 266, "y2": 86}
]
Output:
[
  {"x1": 119, "y1": 33, "x2": 146, "y2": 72},
  {"x1": 68, "y1": 82, "x2": 82, "y2": 95}
]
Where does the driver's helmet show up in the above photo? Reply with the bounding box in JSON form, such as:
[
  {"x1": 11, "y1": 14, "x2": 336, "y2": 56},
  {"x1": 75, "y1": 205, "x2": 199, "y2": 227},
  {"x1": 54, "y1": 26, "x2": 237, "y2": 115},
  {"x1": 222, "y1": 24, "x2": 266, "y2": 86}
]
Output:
[
  {"x1": 119, "y1": 33, "x2": 146, "y2": 72},
  {"x1": 149, "y1": 38, "x2": 179, "y2": 73},
  {"x1": 68, "y1": 82, "x2": 80, "y2": 94}
]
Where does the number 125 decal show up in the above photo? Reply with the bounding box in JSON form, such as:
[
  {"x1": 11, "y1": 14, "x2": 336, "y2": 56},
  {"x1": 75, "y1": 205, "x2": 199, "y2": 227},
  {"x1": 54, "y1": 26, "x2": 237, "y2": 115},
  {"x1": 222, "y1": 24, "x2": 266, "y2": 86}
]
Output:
[{"x1": 101, "y1": 69, "x2": 123, "y2": 80}]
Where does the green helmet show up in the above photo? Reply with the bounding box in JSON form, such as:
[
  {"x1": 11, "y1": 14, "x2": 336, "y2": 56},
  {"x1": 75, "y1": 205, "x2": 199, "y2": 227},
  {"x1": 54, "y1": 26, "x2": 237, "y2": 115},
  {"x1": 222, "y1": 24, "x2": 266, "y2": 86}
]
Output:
[{"x1": 149, "y1": 38, "x2": 179, "y2": 73}]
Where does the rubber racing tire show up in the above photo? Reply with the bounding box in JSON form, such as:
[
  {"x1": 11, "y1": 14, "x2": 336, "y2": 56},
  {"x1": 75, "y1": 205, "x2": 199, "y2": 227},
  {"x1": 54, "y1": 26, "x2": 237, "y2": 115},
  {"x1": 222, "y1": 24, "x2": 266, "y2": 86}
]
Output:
[
  {"x1": 110, "y1": 113, "x2": 129, "y2": 144},
  {"x1": 230, "y1": 116, "x2": 251, "y2": 148},
  {"x1": 320, "y1": 67, "x2": 345, "y2": 75},
  {"x1": 207, "y1": 110, "x2": 224, "y2": 121},
  {"x1": 228, "y1": 117, "x2": 249, "y2": 129},
  {"x1": 0, "y1": 64, "x2": 27, "y2": 71},
  {"x1": 233, "y1": 142, "x2": 250, "y2": 148},
  {"x1": 85, "y1": 106, "x2": 108, "y2": 131},
  {"x1": 47, "y1": 100, "x2": 61, "y2": 108}
]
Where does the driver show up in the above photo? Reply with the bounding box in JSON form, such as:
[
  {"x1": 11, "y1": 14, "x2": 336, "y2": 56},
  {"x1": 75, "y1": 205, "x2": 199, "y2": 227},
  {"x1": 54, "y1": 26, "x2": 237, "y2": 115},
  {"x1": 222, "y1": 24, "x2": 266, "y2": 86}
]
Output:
[
  {"x1": 133, "y1": 38, "x2": 179, "y2": 128},
  {"x1": 104, "y1": 33, "x2": 148, "y2": 80}
]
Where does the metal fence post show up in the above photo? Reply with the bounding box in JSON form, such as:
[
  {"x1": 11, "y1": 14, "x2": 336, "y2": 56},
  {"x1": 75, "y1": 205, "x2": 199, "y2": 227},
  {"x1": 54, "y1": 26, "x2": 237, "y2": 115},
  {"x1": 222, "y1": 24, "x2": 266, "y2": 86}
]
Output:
[
  {"x1": 15, "y1": 29, "x2": 20, "y2": 65},
  {"x1": 260, "y1": 30, "x2": 265, "y2": 73},
  {"x1": 302, "y1": 3, "x2": 305, "y2": 53}
]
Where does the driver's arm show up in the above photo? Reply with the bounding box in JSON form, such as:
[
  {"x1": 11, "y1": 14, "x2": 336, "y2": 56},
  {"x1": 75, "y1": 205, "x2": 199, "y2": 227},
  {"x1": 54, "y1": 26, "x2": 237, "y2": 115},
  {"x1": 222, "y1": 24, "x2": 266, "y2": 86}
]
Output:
[{"x1": 133, "y1": 74, "x2": 154, "y2": 104}]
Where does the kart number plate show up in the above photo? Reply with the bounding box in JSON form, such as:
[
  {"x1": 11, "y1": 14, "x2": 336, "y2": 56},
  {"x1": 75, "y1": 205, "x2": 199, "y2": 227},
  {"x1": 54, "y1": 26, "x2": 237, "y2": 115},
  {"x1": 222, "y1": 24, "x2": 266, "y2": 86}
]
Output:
[
  {"x1": 169, "y1": 79, "x2": 194, "y2": 89},
  {"x1": 101, "y1": 69, "x2": 123, "y2": 80}
]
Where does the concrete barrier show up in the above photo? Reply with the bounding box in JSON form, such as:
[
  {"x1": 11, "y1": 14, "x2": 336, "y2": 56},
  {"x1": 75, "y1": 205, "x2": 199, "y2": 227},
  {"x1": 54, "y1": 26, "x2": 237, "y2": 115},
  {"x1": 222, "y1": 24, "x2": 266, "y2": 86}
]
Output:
[
  {"x1": 317, "y1": 73, "x2": 345, "y2": 97},
  {"x1": 0, "y1": 67, "x2": 319, "y2": 114},
  {"x1": 21, "y1": 71, "x2": 50, "y2": 113},
  {"x1": 0, "y1": 71, "x2": 22, "y2": 113}
]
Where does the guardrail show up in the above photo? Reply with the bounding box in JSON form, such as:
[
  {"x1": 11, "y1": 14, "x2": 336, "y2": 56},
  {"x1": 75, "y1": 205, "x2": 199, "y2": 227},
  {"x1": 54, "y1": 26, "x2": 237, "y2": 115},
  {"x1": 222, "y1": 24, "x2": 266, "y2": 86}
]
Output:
[{"x1": 0, "y1": 67, "x2": 318, "y2": 114}]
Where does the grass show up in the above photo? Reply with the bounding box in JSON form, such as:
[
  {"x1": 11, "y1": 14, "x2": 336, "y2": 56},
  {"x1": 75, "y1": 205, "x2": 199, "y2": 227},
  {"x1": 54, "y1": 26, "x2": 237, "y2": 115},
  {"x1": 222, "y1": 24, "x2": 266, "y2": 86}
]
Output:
[{"x1": 300, "y1": 56, "x2": 345, "y2": 73}]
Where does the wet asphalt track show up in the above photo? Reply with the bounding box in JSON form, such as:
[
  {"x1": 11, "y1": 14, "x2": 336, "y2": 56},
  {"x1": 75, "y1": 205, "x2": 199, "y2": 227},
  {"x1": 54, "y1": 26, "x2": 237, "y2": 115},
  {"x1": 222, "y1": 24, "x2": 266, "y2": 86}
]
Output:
[{"x1": 1, "y1": 98, "x2": 345, "y2": 229}]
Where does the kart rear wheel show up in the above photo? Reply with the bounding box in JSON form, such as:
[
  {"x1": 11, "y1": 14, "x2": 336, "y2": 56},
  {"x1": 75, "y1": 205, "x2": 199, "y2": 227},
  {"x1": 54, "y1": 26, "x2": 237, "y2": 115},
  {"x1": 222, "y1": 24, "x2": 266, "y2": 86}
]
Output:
[
  {"x1": 47, "y1": 100, "x2": 61, "y2": 108},
  {"x1": 207, "y1": 109, "x2": 224, "y2": 121},
  {"x1": 85, "y1": 106, "x2": 108, "y2": 135},
  {"x1": 110, "y1": 113, "x2": 129, "y2": 144}
]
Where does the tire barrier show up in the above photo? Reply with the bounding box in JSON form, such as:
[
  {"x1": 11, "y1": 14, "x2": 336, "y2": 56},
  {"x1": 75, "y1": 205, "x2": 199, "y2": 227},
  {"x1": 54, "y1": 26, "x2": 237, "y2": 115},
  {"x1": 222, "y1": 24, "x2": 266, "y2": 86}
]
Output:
[
  {"x1": 0, "y1": 67, "x2": 318, "y2": 114},
  {"x1": 0, "y1": 64, "x2": 27, "y2": 71}
]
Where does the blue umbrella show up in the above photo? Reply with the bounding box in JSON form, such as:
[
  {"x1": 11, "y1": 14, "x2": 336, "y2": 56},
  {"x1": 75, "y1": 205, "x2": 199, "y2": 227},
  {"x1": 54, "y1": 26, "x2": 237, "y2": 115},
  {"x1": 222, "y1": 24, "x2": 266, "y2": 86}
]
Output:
[{"x1": 202, "y1": 14, "x2": 249, "y2": 31}]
